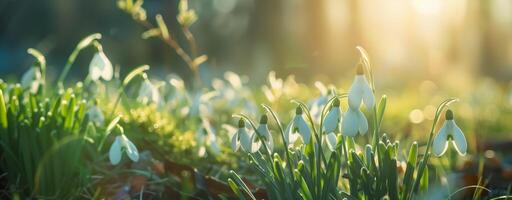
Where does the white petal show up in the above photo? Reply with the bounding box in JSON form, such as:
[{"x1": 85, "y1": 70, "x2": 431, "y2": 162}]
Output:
[
  {"x1": 323, "y1": 107, "x2": 340, "y2": 133},
  {"x1": 231, "y1": 133, "x2": 240, "y2": 151},
  {"x1": 342, "y1": 108, "x2": 359, "y2": 137},
  {"x1": 250, "y1": 133, "x2": 262, "y2": 153},
  {"x1": 124, "y1": 138, "x2": 140, "y2": 162},
  {"x1": 239, "y1": 129, "x2": 252, "y2": 152},
  {"x1": 109, "y1": 137, "x2": 122, "y2": 165},
  {"x1": 325, "y1": 132, "x2": 338, "y2": 151},
  {"x1": 449, "y1": 120, "x2": 467, "y2": 156},
  {"x1": 357, "y1": 110, "x2": 369, "y2": 135},
  {"x1": 295, "y1": 116, "x2": 311, "y2": 144},
  {"x1": 267, "y1": 133, "x2": 274, "y2": 152},
  {"x1": 257, "y1": 124, "x2": 271, "y2": 139},
  {"x1": 209, "y1": 141, "x2": 221, "y2": 155},
  {"x1": 98, "y1": 52, "x2": 113, "y2": 81},
  {"x1": 348, "y1": 75, "x2": 365, "y2": 109},
  {"x1": 433, "y1": 124, "x2": 449, "y2": 156},
  {"x1": 361, "y1": 79, "x2": 375, "y2": 109}
]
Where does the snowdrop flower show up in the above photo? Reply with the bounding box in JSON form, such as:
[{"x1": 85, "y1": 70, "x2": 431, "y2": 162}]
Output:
[
  {"x1": 87, "y1": 102, "x2": 104, "y2": 126},
  {"x1": 109, "y1": 134, "x2": 139, "y2": 165},
  {"x1": 347, "y1": 64, "x2": 374, "y2": 109},
  {"x1": 323, "y1": 98, "x2": 342, "y2": 151},
  {"x1": 21, "y1": 67, "x2": 42, "y2": 94},
  {"x1": 284, "y1": 107, "x2": 312, "y2": 146},
  {"x1": 342, "y1": 107, "x2": 368, "y2": 137},
  {"x1": 310, "y1": 81, "x2": 330, "y2": 122},
  {"x1": 137, "y1": 76, "x2": 161, "y2": 105},
  {"x1": 231, "y1": 119, "x2": 252, "y2": 152},
  {"x1": 196, "y1": 119, "x2": 221, "y2": 157},
  {"x1": 89, "y1": 51, "x2": 113, "y2": 81},
  {"x1": 251, "y1": 115, "x2": 274, "y2": 153},
  {"x1": 433, "y1": 110, "x2": 467, "y2": 156}
]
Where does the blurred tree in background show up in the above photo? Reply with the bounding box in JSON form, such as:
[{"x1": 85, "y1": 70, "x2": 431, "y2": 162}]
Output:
[{"x1": 1, "y1": 0, "x2": 511, "y2": 85}]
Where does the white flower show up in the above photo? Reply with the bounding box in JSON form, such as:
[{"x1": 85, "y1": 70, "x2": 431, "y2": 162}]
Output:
[
  {"x1": 325, "y1": 132, "x2": 338, "y2": 152},
  {"x1": 196, "y1": 119, "x2": 221, "y2": 156},
  {"x1": 347, "y1": 65, "x2": 374, "y2": 109},
  {"x1": 251, "y1": 115, "x2": 274, "y2": 152},
  {"x1": 87, "y1": 104, "x2": 104, "y2": 126},
  {"x1": 432, "y1": 110, "x2": 467, "y2": 156},
  {"x1": 323, "y1": 98, "x2": 342, "y2": 134},
  {"x1": 21, "y1": 67, "x2": 42, "y2": 94},
  {"x1": 109, "y1": 134, "x2": 139, "y2": 165},
  {"x1": 137, "y1": 78, "x2": 161, "y2": 105},
  {"x1": 231, "y1": 119, "x2": 252, "y2": 152},
  {"x1": 323, "y1": 99, "x2": 341, "y2": 151},
  {"x1": 89, "y1": 51, "x2": 113, "y2": 81},
  {"x1": 342, "y1": 107, "x2": 368, "y2": 137},
  {"x1": 284, "y1": 107, "x2": 311, "y2": 146}
]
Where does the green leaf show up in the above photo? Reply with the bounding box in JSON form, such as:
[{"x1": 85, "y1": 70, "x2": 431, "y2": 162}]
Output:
[{"x1": 0, "y1": 89, "x2": 7, "y2": 129}]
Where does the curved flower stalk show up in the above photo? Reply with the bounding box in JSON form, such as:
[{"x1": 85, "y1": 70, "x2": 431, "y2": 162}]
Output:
[
  {"x1": 250, "y1": 115, "x2": 274, "y2": 153},
  {"x1": 137, "y1": 74, "x2": 162, "y2": 105},
  {"x1": 323, "y1": 98, "x2": 342, "y2": 151},
  {"x1": 108, "y1": 125, "x2": 140, "y2": 165},
  {"x1": 21, "y1": 66, "x2": 42, "y2": 94},
  {"x1": 88, "y1": 47, "x2": 113, "y2": 82},
  {"x1": 432, "y1": 109, "x2": 467, "y2": 156},
  {"x1": 231, "y1": 118, "x2": 252, "y2": 152},
  {"x1": 284, "y1": 106, "x2": 311, "y2": 146}
]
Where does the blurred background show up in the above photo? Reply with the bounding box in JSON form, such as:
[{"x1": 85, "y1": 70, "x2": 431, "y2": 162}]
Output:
[
  {"x1": 1, "y1": 0, "x2": 512, "y2": 143},
  {"x1": 1, "y1": 0, "x2": 511, "y2": 83}
]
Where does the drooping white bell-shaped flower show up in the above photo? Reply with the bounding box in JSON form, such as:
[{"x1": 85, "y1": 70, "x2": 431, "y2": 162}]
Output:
[
  {"x1": 231, "y1": 119, "x2": 252, "y2": 152},
  {"x1": 284, "y1": 107, "x2": 312, "y2": 146},
  {"x1": 342, "y1": 107, "x2": 368, "y2": 137},
  {"x1": 109, "y1": 134, "x2": 140, "y2": 165},
  {"x1": 21, "y1": 67, "x2": 42, "y2": 94},
  {"x1": 137, "y1": 77, "x2": 161, "y2": 105},
  {"x1": 196, "y1": 119, "x2": 221, "y2": 157},
  {"x1": 348, "y1": 64, "x2": 374, "y2": 109},
  {"x1": 87, "y1": 103, "x2": 105, "y2": 126},
  {"x1": 325, "y1": 132, "x2": 338, "y2": 152},
  {"x1": 323, "y1": 98, "x2": 342, "y2": 134},
  {"x1": 251, "y1": 115, "x2": 274, "y2": 152},
  {"x1": 89, "y1": 51, "x2": 113, "y2": 81},
  {"x1": 432, "y1": 110, "x2": 467, "y2": 156}
]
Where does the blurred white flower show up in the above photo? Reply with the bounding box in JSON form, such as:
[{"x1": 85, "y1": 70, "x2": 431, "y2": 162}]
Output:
[
  {"x1": 196, "y1": 119, "x2": 221, "y2": 157},
  {"x1": 323, "y1": 99, "x2": 341, "y2": 151},
  {"x1": 284, "y1": 107, "x2": 311, "y2": 146},
  {"x1": 348, "y1": 65, "x2": 374, "y2": 109},
  {"x1": 323, "y1": 98, "x2": 342, "y2": 134},
  {"x1": 231, "y1": 119, "x2": 252, "y2": 152},
  {"x1": 262, "y1": 71, "x2": 283, "y2": 102},
  {"x1": 109, "y1": 134, "x2": 139, "y2": 165},
  {"x1": 186, "y1": 91, "x2": 217, "y2": 118},
  {"x1": 137, "y1": 77, "x2": 161, "y2": 105},
  {"x1": 325, "y1": 132, "x2": 338, "y2": 152},
  {"x1": 342, "y1": 107, "x2": 368, "y2": 137},
  {"x1": 87, "y1": 103, "x2": 104, "y2": 126},
  {"x1": 433, "y1": 110, "x2": 467, "y2": 156},
  {"x1": 21, "y1": 67, "x2": 42, "y2": 94},
  {"x1": 89, "y1": 51, "x2": 113, "y2": 81}
]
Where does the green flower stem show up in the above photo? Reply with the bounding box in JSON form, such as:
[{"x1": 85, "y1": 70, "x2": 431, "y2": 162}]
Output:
[
  {"x1": 57, "y1": 33, "x2": 102, "y2": 86},
  {"x1": 109, "y1": 65, "x2": 150, "y2": 119},
  {"x1": 412, "y1": 98, "x2": 458, "y2": 197},
  {"x1": 262, "y1": 104, "x2": 297, "y2": 193}
]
